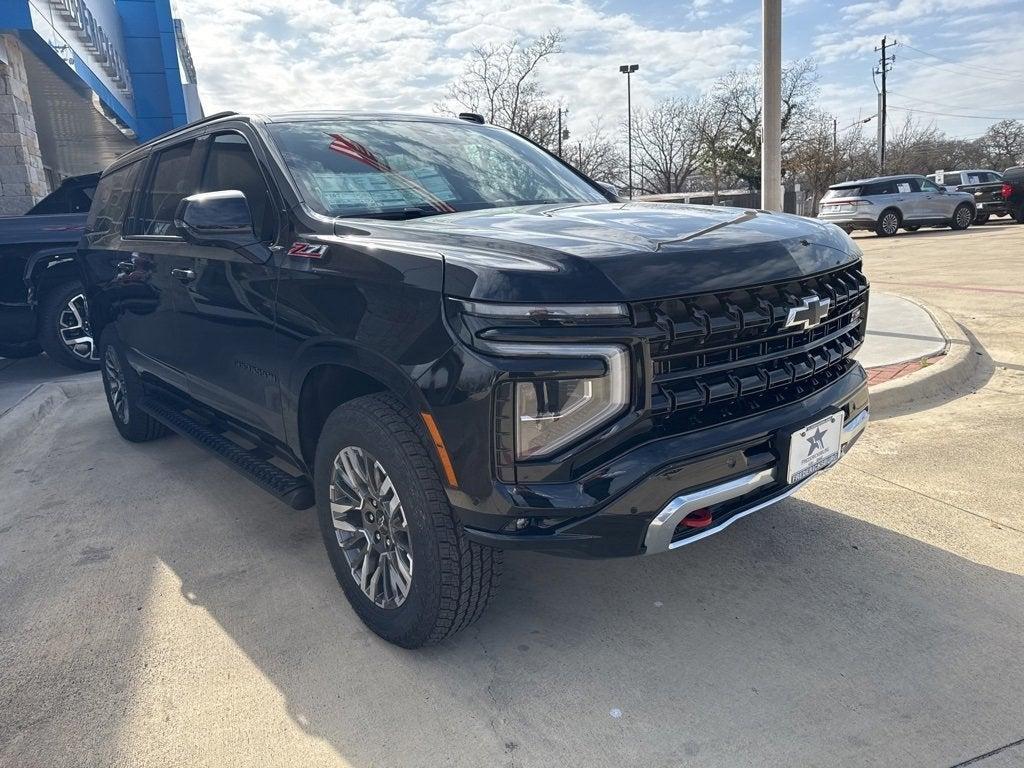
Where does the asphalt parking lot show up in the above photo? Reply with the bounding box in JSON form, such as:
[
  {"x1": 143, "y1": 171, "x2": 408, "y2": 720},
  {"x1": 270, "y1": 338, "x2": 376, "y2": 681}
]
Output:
[{"x1": 2, "y1": 220, "x2": 1023, "y2": 767}]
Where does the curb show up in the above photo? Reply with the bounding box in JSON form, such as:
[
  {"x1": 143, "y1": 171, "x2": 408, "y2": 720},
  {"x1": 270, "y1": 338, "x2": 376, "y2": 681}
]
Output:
[
  {"x1": 868, "y1": 297, "x2": 984, "y2": 418},
  {"x1": 0, "y1": 378, "x2": 98, "y2": 449}
]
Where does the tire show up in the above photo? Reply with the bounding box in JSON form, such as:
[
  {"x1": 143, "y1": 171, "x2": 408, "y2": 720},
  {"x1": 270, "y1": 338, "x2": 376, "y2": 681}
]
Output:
[
  {"x1": 37, "y1": 281, "x2": 100, "y2": 371},
  {"x1": 99, "y1": 330, "x2": 169, "y2": 443},
  {"x1": 314, "y1": 392, "x2": 501, "y2": 648},
  {"x1": 0, "y1": 340, "x2": 42, "y2": 359},
  {"x1": 950, "y1": 203, "x2": 973, "y2": 231},
  {"x1": 973, "y1": 214, "x2": 989, "y2": 225},
  {"x1": 875, "y1": 209, "x2": 900, "y2": 237},
  {"x1": 1015, "y1": 203, "x2": 1024, "y2": 224},
  {"x1": 903, "y1": 225, "x2": 920, "y2": 232}
]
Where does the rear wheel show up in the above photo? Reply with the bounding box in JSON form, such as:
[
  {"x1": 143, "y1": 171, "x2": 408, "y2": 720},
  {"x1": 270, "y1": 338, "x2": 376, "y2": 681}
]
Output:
[
  {"x1": 950, "y1": 204, "x2": 973, "y2": 230},
  {"x1": 314, "y1": 393, "x2": 501, "y2": 647},
  {"x1": 876, "y1": 209, "x2": 900, "y2": 237},
  {"x1": 38, "y1": 281, "x2": 100, "y2": 371},
  {"x1": 99, "y1": 330, "x2": 168, "y2": 443}
]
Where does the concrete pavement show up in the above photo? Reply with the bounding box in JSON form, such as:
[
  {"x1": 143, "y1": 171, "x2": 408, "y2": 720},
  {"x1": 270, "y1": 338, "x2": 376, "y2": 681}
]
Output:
[{"x1": 2, "y1": 221, "x2": 1023, "y2": 768}]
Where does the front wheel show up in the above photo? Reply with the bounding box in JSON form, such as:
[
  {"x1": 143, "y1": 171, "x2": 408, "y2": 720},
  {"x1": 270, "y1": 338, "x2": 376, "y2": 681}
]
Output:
[
  {"x1": 950, "y1": 204, "x2": 973, "y2": 230},
  {"x1": 315, "y1": 393, "x2": 501, "y2": 648},
  {"x1": 973, "y1": 214, "x2": 989, "y2": 225},
  {"x1": 38, "y1": 281, "x2": 100, "y2": 371}
]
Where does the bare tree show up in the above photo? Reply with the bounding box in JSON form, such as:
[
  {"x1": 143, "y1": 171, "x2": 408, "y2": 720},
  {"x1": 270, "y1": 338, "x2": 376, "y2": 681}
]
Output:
[
  {"x1": 567, "y1": 119, "x2": 624, "y2": 187},
  {"x1": 980, "y1": 119, "x2": 1024, "y2": 170},
  {"x1": 630, "y1": 98, "x2": 701, "y2": 195},
  {"x1": 692, "y1": 94, "x2": 734, "y2": 203},
  {"x1": 437, "y1": 31, "x2": 563, "y2": 147},
  {"x1": 711, "y1": 58, "x2": 820, "y2": 190}
]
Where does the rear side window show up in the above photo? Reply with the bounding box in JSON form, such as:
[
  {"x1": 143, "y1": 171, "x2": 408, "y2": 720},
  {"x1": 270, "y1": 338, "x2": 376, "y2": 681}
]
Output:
[
  {"x1": 198, "y1": 133, "x2": 278, "y2": 242},
  {"x1": 134, "y1": 141, "x2": 196, "y2": 235},
  {"x1": 27, "y1": 188, "x2": 67, "y2": 215},
  {"x1": 64, "y1": 184, "x2": 95, "y2": 213},
  {"x1": 87, "y1": 162, "x2": 141, "y2": 234},
  {"x1": 864, "y1": 181, "x2": 896, "y2": 195}
]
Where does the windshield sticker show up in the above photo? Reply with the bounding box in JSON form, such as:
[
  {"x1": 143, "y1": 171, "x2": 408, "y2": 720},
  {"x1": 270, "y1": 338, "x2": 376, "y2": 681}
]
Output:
[{"x1": 326, "y1": 133, "x2": 455, "y2": 213}]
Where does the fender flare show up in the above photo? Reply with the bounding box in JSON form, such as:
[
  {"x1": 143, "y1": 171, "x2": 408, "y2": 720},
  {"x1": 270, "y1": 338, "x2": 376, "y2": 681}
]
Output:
[
  {"x1": 283, "y1": 338, "x2": 434, "y2": 458},
  {"x1": 23, "y1": 246, "x2": 81, "y2": 303}
]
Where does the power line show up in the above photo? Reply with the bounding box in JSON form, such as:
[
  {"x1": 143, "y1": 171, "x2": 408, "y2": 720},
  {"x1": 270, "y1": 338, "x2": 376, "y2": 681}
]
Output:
[
  {"x1": 897, "y1": 46, "x2": 1022, "y2": 86},
  {"x1": 888, "y1": 89, "x2": 1024, "y2": 112},
  {"x1": 889, "y1": 104, "x2": 1021, "y2": 121},
  {"x1": 899, "y1": 42, "x2": 1024, "y2": 79}
]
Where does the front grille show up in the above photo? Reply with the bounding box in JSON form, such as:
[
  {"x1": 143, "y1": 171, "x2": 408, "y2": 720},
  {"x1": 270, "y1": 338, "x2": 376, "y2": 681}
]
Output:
[{"x1": 634, "y1": 262, "x2": 868, "y2": 430}]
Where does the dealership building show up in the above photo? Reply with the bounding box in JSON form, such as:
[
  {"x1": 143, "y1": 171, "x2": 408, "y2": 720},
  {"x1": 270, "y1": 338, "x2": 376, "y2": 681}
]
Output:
[{"x1": 0, "y1": 0, "x2": 202, "y2": 214}]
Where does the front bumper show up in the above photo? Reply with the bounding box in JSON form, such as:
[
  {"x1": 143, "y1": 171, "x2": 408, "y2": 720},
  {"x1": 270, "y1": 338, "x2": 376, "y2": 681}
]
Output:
[{"x1": 460, "y1": 365, "x2": 869, "y2": 558}]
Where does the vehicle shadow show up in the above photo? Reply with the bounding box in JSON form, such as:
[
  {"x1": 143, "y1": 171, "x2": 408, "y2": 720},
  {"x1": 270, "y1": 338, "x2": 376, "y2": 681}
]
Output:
[
  {"x1": 149, "y1": 439, "x2": 1024, "y2": 766},
  {"x1": 3, "y1": 393, "x2": 1023, "y2": 768},
  {"x1": 851, "y1": 218, "x2": 1020, "y2": 240}
]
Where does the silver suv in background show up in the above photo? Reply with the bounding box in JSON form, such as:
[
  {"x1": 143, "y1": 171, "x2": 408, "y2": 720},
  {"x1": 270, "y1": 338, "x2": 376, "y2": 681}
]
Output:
[{"x1": 817, "y1": 175, "x2": 976, "y2": 237}]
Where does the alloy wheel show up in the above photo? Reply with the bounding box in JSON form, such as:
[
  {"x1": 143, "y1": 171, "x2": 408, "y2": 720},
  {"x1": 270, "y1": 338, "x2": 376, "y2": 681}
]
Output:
[
  {"x1": 882, "y1": 213, "x2": 899, "y2": 235},
  {"x1": 103, "y1": 346, "x2": 129, "y2": 424},
  {"x1": 329, "y1": 446, "x2": 414, "y2": 609},
  {"x1": 956, "y1": 206, "x2": 972, "y2": 228},
  {"x1": 59, "y1": 294, "x2": 97, "y2": 362}
]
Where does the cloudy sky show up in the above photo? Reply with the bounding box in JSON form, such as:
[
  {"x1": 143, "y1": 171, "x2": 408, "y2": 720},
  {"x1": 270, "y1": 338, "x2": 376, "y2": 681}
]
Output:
[{"x1": 171, "y1": 0, "x2": 1024, "y2": 141}]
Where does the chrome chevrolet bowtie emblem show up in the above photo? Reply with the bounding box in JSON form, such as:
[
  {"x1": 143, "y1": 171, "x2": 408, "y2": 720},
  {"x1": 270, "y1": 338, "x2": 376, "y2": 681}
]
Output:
[{"x1": 785, "y1": 295, "x2": 831, "y2": 330}]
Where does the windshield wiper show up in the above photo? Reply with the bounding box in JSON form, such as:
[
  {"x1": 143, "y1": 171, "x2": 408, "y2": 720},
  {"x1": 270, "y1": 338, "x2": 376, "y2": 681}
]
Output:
[{"x1": 341, "y1": 206, "x2": 453, "y2": 221}]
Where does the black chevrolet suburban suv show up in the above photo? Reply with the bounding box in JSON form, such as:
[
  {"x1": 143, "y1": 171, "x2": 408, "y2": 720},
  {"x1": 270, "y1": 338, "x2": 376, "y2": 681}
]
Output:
[{"x1": 78, "y1": 111, "x2": 870, "y2": 647}]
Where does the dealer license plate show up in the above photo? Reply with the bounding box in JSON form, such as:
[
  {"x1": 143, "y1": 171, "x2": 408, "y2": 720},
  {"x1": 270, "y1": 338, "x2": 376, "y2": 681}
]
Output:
[{"x1": 786, "y1": 412, "x2": 844, "y2": 484}]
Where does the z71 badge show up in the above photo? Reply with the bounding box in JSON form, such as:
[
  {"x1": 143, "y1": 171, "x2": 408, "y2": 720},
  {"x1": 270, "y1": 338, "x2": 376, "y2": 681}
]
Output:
[{"x1": 287, "y1": 242, "x2": 329, "y2": 259}]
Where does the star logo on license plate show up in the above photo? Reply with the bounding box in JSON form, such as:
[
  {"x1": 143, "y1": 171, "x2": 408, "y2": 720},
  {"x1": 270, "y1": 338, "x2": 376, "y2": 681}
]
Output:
[{"x1": 807, "y1": 427, "x2": 828, "y2": 455}]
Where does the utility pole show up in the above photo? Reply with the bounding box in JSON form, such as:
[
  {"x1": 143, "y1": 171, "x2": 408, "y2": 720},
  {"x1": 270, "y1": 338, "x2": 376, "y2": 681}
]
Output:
[
  {"x1": 557, "y1": 106, "x2": 568, "y2": 158},
  {"x1": 832, "y1": 117, "x2": 838, "y2": 167},
  {"x1": 619, "y1": 63, "x2": 639, "y2": 198},
  {"x1": 873, "y1": 36, "x2": 896, "y2": 173},
  {"x1": 761, "y1": 0, "x2": 782, "y2": 211}
]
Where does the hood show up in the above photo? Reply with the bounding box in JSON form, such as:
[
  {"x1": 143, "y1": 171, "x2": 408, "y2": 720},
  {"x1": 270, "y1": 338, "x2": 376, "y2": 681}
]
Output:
[{"x1": 336, "y1": 202, "x2": 861, "y2": 303}]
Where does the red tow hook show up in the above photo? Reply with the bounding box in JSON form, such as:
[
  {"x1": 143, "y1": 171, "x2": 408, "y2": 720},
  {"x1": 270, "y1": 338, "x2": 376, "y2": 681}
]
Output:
[{"x1": 682, "y1": 508, "x2": 713, "y2": 528}]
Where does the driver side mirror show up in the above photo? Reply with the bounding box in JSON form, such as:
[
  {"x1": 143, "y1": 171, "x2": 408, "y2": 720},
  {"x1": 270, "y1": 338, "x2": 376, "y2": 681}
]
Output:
[{"x1": 174, "y1": 190, "x2": 265, "y2": 260}]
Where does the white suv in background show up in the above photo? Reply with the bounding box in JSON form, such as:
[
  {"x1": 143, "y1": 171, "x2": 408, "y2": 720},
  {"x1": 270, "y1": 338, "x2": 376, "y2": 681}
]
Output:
[{"x1": 817, "y1": 174, "x2": 976, "y2": 237}]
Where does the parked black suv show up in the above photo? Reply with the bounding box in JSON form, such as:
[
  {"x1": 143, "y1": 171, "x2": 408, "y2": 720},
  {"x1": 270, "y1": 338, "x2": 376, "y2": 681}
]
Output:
[
  {"x1": 1, "y1": 172, "x2": 100, "y2": 368},
  {"x1": 79, "y1": 112, "x2": 870, "y2": 647}
]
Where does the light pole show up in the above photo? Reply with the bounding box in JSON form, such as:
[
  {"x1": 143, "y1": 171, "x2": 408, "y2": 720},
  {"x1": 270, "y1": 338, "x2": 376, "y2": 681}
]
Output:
[
  {"x1": 761, "y1": 0, "x2": 782, "y2": 211},
  {"x1": 619, "y1": 63, "x2": 638, "y2": 199}
]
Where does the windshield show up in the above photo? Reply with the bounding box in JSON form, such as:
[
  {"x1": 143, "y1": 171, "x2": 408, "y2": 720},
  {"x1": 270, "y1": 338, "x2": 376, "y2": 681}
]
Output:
[{"x1": 266, "y1": 118, "x2": 607, "y2": 219}]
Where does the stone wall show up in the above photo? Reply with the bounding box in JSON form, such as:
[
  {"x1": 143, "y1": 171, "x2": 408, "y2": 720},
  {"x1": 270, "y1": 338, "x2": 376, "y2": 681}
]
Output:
[{"x1": 0, "y1": 35, "x2": 49, "y2": 215}]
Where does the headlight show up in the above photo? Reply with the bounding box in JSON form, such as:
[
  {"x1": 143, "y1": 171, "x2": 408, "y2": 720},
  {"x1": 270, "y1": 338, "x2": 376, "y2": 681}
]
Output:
[{"x1": 494, "y1": 343, "x2": 630, "y2": 459}]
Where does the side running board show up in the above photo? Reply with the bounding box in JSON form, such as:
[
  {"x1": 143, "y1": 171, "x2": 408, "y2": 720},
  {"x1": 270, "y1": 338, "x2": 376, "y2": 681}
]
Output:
[{"x1": 140, "y1": 397, "x2": 314, "y2": 510}]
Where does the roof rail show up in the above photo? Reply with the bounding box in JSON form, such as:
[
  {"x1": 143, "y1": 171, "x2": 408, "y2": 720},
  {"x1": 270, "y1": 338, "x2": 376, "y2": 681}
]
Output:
[{"x1": 142, "y1": 110, "x2": 240, "y2": 146}]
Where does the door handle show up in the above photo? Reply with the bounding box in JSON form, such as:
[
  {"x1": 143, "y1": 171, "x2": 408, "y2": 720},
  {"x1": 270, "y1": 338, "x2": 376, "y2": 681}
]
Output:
[
  {"x1": 170, "y1": 268, "x2": 196, "y2": 283},
  {"x1": 116, "y1": 260, "x2": 134, "y2": 273}
]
